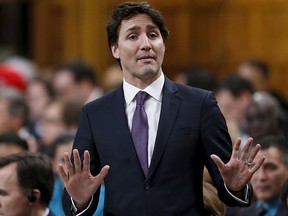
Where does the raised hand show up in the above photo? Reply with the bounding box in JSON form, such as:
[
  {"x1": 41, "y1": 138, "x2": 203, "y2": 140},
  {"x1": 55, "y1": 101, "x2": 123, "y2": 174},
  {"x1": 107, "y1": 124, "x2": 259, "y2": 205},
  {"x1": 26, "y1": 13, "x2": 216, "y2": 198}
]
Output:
[
  {"x1": 58, "y1": 149, "x2": 109, "y2": 210},
  {"x1": 211, "y1": 137, "x2": 265, "y2": 191}
]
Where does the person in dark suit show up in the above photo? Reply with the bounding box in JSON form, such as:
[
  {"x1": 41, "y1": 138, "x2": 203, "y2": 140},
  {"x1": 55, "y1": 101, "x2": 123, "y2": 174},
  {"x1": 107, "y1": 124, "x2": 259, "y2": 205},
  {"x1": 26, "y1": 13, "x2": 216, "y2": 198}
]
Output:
[
  {"x1": 237, "y1": 135, "x2": 288, "y2": 216},
  {"x1": 59, "y1": 2, "x2": 265, "y2": 215},
  {"x1": 0, "y1": 151, "x2": 55, "y2": 216}
]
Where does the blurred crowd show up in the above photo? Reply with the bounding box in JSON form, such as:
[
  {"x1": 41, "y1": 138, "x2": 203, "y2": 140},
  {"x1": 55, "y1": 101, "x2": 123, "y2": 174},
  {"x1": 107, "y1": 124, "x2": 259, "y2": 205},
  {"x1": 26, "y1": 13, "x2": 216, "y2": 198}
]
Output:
[
  {"x1": 0, "y1": 56, "x2": 123, "y2": 215},
  {"x1": 1, "y1": 55, "x2": 288, "y2": 215}
]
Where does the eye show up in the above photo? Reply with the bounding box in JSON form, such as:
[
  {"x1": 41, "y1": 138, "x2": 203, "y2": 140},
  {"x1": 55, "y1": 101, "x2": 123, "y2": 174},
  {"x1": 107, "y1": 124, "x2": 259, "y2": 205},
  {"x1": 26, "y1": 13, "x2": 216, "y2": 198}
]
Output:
[
  {"x1": 148, "y1": 32, "x2": 158, "y2": 39},
  {"x1": 128, "y1": 34, "x2": 138, "y2": 40}
]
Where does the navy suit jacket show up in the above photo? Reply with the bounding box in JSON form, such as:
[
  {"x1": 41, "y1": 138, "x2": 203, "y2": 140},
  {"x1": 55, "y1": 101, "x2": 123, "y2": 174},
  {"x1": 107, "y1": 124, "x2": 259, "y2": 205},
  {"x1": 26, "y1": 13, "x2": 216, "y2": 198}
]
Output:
[{"x1": 63, "y1": 77, "x2": 251, "y2": 216}]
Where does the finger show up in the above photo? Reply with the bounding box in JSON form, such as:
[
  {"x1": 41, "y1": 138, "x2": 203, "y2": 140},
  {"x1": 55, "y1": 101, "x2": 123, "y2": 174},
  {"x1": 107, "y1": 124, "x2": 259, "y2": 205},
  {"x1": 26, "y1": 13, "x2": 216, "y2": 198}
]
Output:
[
  {"x1": 231, "y1": 138, "x2": 241, "y2": 159},
  {"x1": 239, "y1": 137, "x2": 253, "y2": 161},
  {"x1": 58, "y1": 164, "x2": 69, "y2": 183},
  {"x1": 247, "y1": 143, "x2": 261, "y2": 163},
  {"x1": 250, "y1": 155, "x2": 265, "y2": 173},
  {"x1": 83, "y1": 150, "x2": 90, "y2": 172},
  {"x1": 64, "y1": 152, "x2": 75, "y2": 176},
  {"x1": 73, "y1": 149, "x2": 82, "y2": 173},
  {"x1": 96, "y1": 165, "x2": 110, "y2": 182},
  {"x1": 210, "y1": 154, "x2": 226, "y2": 171}
]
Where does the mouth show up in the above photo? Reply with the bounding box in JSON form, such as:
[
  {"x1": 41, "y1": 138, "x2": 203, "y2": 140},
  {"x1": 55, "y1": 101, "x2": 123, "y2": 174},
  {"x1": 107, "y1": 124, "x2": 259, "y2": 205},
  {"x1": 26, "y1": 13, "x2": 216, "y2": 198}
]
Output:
[{"x1": 137, "y1": 55, "x2": 155, "y2": 61}]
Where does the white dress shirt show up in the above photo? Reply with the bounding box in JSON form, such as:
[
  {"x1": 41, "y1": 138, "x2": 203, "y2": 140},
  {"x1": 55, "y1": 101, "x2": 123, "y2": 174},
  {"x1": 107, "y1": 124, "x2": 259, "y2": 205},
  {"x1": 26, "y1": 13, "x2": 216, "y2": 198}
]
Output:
[{"x1": 123, "y1": 73, "x2": 164, "y2": 165}]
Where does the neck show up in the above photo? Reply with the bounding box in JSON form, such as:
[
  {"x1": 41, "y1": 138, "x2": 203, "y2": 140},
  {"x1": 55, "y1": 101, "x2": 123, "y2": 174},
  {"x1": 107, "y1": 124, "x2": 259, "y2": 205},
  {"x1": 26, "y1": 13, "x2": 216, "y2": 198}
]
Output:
[{"x1": 31, "y1": 207, "x2": 48, "y2": 216}]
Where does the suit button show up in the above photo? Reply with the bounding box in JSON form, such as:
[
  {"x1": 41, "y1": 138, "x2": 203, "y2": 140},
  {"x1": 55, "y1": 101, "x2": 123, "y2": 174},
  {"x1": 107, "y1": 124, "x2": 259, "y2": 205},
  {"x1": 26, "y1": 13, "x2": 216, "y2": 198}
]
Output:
[{"x1": 144, "y1": 183, "x2": 150, "y2": 190}]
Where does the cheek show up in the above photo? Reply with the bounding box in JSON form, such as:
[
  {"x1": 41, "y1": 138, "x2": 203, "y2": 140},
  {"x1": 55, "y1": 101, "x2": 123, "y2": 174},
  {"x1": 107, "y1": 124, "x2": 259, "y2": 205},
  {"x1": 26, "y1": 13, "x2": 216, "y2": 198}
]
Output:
[{"x1": 2, "y1": 194, "x2": 28, "y2": 213}]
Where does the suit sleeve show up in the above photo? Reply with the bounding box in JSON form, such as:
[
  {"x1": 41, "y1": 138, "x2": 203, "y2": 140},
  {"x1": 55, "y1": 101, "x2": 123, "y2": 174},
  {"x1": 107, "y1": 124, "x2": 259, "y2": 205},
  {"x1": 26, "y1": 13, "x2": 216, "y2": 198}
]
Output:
[
  {"x1": 201, "y1": 91, "x2": 252, "y2": 207},
  {"x1": 62, "y1": 106, "x2": 102, "y2": 215}
]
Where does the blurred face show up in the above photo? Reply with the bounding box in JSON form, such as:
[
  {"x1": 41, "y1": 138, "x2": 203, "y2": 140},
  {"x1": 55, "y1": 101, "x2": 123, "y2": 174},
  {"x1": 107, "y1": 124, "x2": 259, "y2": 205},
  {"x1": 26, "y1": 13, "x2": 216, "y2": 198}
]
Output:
[
  {"x1": 245, "y1": 103, "x2": 278, "y2": 139},
  {"x1": 237, "y1": 64, "x2": 268, "y2": 92},
  {"x1": 216, "y1": 90, "x2": 247, "y2": 124},
  {"x1": 53, "y1": 70, "x2": 82, "y2": 103},
  {"x1": 251, "y1": 147, "x2": 288, "y2": 203},
  {"x1": 0, "y1": 163, "x2": 31, "y2": 215},
  {"x1": 25, "y1": 81, "x2": 52, "y2": 121},
  {"x1": 0, "y1": 99, "x2": 18, "y2": 133},
  {"x1": 40, "y1": 102, "x2": 66, "y2": 145},
  {"x1": 112, "y1": 14, "x2": 165, "y2": 88}
]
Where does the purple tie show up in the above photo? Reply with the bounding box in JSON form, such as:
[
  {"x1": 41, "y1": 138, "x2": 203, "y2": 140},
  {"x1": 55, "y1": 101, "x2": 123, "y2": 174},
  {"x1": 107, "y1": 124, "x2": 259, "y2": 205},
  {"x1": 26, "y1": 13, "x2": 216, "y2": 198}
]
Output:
[{"x1": 131, "y1": 91, "x2": 149, "y2": 176}]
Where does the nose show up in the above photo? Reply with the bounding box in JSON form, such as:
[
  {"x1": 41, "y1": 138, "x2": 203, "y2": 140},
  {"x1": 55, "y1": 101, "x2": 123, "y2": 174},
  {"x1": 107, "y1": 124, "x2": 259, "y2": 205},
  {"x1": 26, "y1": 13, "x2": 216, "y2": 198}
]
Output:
[{"x1": 140, "y1": 35, "x2": 152, "y2": 51}]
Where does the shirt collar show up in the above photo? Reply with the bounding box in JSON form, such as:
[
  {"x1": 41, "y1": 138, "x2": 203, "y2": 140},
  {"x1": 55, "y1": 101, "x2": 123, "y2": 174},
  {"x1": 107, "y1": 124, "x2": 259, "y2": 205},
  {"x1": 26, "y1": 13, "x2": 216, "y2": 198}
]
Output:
[
  {"x1": 43, "y1": 208, "x2": 50, "y2": 216},
  {"x1": 123, "y1": 73, "x2": 164, "y2": 105}
]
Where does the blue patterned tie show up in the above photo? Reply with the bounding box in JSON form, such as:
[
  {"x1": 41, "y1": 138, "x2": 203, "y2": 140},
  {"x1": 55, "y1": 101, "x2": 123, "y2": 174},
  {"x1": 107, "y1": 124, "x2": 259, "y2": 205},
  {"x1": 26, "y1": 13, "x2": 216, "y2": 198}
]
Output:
[{"x1": 131, "y1": 91, "x2": 149, "y2": 176}]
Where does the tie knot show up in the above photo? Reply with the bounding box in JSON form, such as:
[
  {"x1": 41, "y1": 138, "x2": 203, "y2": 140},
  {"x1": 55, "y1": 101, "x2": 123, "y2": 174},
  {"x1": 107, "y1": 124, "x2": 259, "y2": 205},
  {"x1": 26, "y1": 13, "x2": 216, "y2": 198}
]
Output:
[{"x1": 136, "y1": 91, "x2": 149, "y2": 105}]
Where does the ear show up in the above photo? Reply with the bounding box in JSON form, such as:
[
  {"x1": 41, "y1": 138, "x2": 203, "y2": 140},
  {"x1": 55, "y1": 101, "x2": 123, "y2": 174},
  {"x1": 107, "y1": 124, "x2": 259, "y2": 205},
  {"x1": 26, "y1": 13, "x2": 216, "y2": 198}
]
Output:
[
  {"x1": 27, "y1": 189, "x2": 40, "y2": 204},
  {"x1": 111, "y1": 45, "x2": 120, "y2": 59}
]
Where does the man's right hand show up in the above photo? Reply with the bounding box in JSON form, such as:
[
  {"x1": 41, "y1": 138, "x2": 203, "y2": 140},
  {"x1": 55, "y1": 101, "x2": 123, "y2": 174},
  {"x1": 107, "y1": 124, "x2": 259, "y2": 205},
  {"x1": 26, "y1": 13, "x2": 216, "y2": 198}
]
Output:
[{"x1": 58, "y1": 149, "x2": 110, "y2": 211}]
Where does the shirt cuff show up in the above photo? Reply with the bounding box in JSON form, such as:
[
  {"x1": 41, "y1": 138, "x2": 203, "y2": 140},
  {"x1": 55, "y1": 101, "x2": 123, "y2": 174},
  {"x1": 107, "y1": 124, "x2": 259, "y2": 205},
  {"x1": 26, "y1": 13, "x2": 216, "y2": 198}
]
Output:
[
  {"x1": 224, "y1": 183, "x2": 250, "y2": 205},
  {"x1": 70, "y1": 195, "x2": 94, "y2": 216}
]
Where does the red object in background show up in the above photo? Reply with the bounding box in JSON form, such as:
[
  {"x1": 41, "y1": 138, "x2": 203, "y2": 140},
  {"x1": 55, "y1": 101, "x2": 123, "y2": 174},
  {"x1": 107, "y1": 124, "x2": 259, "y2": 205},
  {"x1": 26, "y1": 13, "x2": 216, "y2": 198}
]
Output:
[{"x1": 0, "y1": 64, "x2": 27, "y2": 92}]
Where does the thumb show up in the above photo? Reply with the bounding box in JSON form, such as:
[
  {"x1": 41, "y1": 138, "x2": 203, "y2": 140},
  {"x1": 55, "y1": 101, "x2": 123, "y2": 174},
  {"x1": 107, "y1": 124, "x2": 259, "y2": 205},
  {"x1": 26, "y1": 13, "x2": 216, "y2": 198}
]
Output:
[{"x1": 97, "y1": 165, "x2": 110, "y2": 182}]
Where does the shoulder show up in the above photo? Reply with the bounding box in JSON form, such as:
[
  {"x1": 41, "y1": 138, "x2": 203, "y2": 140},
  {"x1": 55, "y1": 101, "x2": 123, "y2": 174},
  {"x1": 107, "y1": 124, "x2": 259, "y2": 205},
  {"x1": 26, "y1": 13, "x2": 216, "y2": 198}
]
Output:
[
  {"x1": 84, "y1": 86, "x2": 123, "y2": 110},
  {"x1": 165, "y1": 77, "x2": 213, "y2": 99}
]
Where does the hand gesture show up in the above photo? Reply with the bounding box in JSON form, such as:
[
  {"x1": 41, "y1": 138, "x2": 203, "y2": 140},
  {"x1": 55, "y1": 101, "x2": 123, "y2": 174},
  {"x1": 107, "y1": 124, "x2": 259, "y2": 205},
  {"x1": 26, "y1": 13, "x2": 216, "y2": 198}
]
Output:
[
  {"x1": 211, "y1": 137, "x2": 265, "y2": 191},
  {"x1": 58, "y1": 149, "x2": 109, "y2": 210}
]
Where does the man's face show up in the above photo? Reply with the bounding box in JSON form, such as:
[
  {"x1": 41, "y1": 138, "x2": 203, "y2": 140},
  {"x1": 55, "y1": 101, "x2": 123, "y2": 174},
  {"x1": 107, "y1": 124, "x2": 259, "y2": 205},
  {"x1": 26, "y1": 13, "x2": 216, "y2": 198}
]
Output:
[
  {"x1": 0, "y1": 163, "x2": 31, "y2": 215},
  {"x1": 245, "y1": 103, "x2": 278, "y2": 139},
  {"x1": 251, "y1": 147, "x2": 288, "y2": 203},
  {"x1": 112, "y1": 14, "x2": 165, "y2": 88},
  {"x1": 237, "y1": 64, "x2": 268, "y2": 92},
  {"x1": 216, "y1": 89, "x2": 249, "y2": 125},
  {"x1": 53, "y1": 70, "x2": 82, "y2": 103}
]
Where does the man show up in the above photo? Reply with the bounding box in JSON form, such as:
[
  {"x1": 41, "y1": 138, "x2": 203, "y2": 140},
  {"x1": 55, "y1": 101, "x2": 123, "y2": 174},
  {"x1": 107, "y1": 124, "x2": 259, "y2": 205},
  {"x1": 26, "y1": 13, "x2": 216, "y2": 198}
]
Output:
[
  {"x1": 237, "y1": 59, "x2": 288, "y2": 113},
  {"x1": 53, "y1": 59, "x2": 103, "y2": 105},
  {"x1": 245, "y1": 92, "x2": 284, "y2": 143},
  {"x1": 59, "y1": 2, "x2": 265, "y2": 215},
  {"x1": 237, "y1": 136, "x2": 288, "y2": 216},
  {"x1": 215, "y1": 73, "x2": 254, "y2": 143},
  {"x1": 0, "y1": 151, "x2": 55, "y2": 216}
]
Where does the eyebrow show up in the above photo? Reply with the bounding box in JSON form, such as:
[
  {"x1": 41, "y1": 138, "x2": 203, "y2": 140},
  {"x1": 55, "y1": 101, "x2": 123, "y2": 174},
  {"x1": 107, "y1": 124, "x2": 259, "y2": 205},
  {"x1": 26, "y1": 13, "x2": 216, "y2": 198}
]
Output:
[
  {"x1": 125, "y1": 24, "x2": 159, "y2": 33},
  {"x1": 0, "y1": 189, "x2": 8, "y2": 195}
]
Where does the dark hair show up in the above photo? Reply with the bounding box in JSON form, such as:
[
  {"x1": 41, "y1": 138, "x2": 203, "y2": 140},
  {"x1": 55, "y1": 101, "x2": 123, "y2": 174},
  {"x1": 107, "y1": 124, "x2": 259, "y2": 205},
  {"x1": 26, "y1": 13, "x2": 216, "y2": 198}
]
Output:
[
  {"x1": 0, "y1": 133, "x2": 28, "y2": 151},
  {"x1": 240, "y1": 59, "x2": 269, "y2": 77},
  {"x1": 0, "y1": 152, "x2": 54, "y2": 207},
  {"x1": 258, "y1": 135, "x2": 288, "y2": 167},
  {"x1": 106, "y1": 1, "x2": 169, "y2": 49},
  {"x1": 57, "y1": 59, "x2": 97, "y2": 85},
  {"x1": 216, "y1": 73, "x2": 254, "y2": 97}
]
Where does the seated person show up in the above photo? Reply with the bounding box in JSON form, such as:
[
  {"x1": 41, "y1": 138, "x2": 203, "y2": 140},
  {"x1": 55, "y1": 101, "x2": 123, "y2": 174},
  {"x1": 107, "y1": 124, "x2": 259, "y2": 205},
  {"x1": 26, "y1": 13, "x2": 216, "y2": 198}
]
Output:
[{"x1": 0, "y1": 151, "x2": 55, "y2": 215}]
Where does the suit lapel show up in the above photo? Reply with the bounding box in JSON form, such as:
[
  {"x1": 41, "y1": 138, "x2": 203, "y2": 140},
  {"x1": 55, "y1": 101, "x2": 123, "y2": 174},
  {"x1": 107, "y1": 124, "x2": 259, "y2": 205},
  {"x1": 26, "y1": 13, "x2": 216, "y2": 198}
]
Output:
[
  {"x1": 108, "y1": 86, "x2": 142, "y2": 172},
  {"x1": 148, "y1": 78, "x2": 182, "y2": 178}
]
